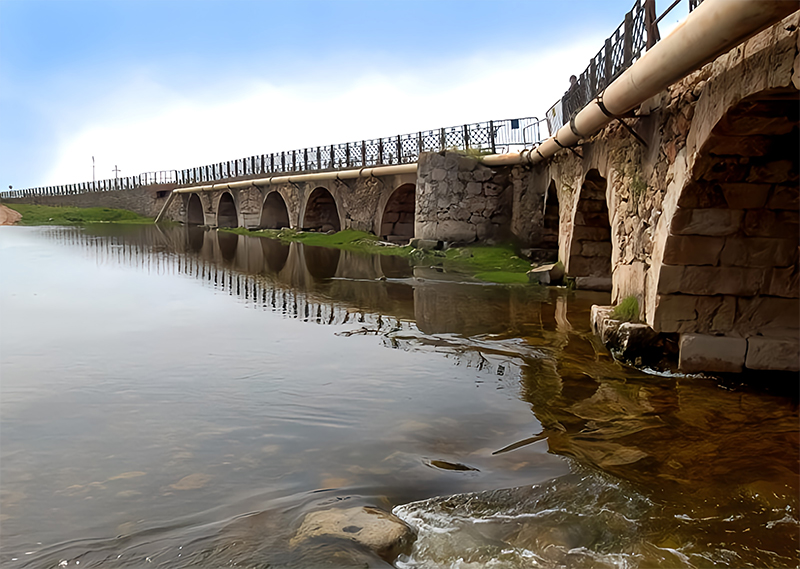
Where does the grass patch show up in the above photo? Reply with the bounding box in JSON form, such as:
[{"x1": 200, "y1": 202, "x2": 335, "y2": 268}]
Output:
[
  {"x1": 611, "y1": 295, "x2": 640, "y2": 322},
  {"x1": 4, "y1": 204, "x2": 152, "y2": 225},
  {"x1": 222, "y1": 227, "x2": 535, "y2": 284}
]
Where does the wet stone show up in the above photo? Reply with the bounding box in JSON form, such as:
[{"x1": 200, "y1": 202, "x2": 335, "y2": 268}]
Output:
[{"x1": 290, "y1": 506, "x2": 416, "y2": 562}]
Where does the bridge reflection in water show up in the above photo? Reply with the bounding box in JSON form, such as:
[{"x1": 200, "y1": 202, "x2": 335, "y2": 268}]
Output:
[{"x1": 19, "y1": 225, "x2": 798, "y2": 569}]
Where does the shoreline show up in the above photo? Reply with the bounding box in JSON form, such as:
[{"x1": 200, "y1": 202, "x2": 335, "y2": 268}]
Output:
[{"x1": 0, "y1": 204, "x2": 21, "y2": 225}]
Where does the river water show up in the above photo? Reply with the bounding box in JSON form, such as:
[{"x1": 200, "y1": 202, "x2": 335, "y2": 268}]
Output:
[{"x1": 0, "y1": 225, "x2": 797, "y2": 569}]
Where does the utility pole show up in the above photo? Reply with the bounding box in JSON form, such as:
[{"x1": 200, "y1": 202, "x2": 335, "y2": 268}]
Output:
[
  {"x1": 92, "y1": 156, "x2": 95, "y2": 183},
  {"x1": 113, "y1": 165, "x2": 120, "y2": 190}
]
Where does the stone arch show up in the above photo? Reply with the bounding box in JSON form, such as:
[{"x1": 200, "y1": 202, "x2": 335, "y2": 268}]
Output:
[
  {"x1": 651, "y1": 87, "x2": 799, "y2": 372},
  {"x1": 567, "y1": 169, "x2": 612, "y2": 290},
  {"x1": 186, "y1": 193, "x2": 205, "y2": 225},
  {"x1": 303, "y1": 187, "x2": 341, "y2": 232},
  {"x1": 541, "y1": 180, "x2": 560, "y2": 249},
  {"x1": 260, "y1": 190, "x2": 290, "y2": 229},
  {"x1": 217, "y1": 191, "x2": 239, "y2": 228},
  {"x1": 218, "y1": 231, "x2": 238, "y2": 261},
  {"x1": 379, "y1": 183, "x2": 415, "y2": 242}
]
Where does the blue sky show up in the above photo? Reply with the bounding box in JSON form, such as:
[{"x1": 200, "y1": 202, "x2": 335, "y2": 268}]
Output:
[{"x1": 0, "y1": 0, "x2": 692, "y2": 189}]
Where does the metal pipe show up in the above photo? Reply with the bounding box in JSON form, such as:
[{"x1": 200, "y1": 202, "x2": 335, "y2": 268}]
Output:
[
  {"x1": 483, "y1": 0, "x2": 797, "y2": 167},
  {"x1": 171, "y1": 162, "x2": 417, "y2": 194}
]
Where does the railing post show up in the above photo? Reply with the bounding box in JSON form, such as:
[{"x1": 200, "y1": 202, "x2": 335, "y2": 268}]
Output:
[
  {"x1": 361, "y1": 140, "x2": 366, "y2": 167},
  {"x1": 439, "y1": 127, "x2": 445, "y2": 151},
  {"x1": 330, "y1": 144, "x2": 334, "y2": 168},
  {"x1": 304, "y1": 148, "x2": 308, "y2": 172},
  {"x1": 396, "y1": 136, "x2": 402, "y2": 163},
  {"x1": 345, "y1": 144, "x2": 350, "y2": 168},
  {"x1": 604, "y1": 37, "x2": 613, "y2": 85},
  {"x1": 463, "y1": 125, "x2": 470, "y2": 149},
  {"x1": 623, "y1": 9, "x2": 633, "y2": 68},
  {"x1": 317, "y1": 146, "x2": 321, "y2": 170},
  {"x1": 378, "y1": 139, "x2": 384, "y2": 165},
  {"x1": 489, "y1": 120, "x2": 496, "y2": 154}
]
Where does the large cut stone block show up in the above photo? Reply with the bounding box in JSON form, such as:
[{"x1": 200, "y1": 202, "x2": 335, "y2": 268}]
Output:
[
  {"x1": 767, "y1": 185, "x2": 799, "y2": 210},
  {"x1": 652, "y1": 294, "x2": 698, "y2": 333},
  {"x1": 679, "y1": 334, "x2": 746, "y2": 373},
  {"x1": 662, "y1": 235, "x2": 725, "y2": 265},
  {"x1": 670, "y1": 207, "x2": 743, "y2": 236},
  {"x1": 569, "y1": 255, "x2": 611, "y2": 277},
  {"x1": 720, "y1": 237, "x2": 798, "y2": 268},
  {"x1": 658, "y1": 265, "x2": 763, "y2": 296},
  {"x1": 719, "y1": 183, "x2": 771, "y2": 209},
  {"x1": 436, "y1": 220, "x2": 476, "y2": 243},
  {"x1": 734, "y1": 297, "x2": 800, "y2": 337},
  {"x1": 744, "y1": 209, "x2": 800, "y2": 238},
  {"x1": 572, "y1": 226, "x2": 611, "y2": 241},
  {"x1": 574, "y1": 276, "x2": 612, "y2": 291},
  {"x1": 746, "y1": 336, "x2": 800, "y2": 371},
  {"x1": 763, "y1": 266, "x2": 800, "y2": 298}
]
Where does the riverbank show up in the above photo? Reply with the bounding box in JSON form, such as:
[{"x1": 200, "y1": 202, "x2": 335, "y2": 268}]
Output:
[
  {"x1": 0, "y1": 204, "x2": 22, "y2": 225},
  {"x1": 1, "y1": 203, "x2": 153, "y2": 225}
]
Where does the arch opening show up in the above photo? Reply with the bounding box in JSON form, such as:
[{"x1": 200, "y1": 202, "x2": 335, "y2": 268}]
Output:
[
  {"x1": 568, "y1": 169, "x2": 611, "y2": 291},
  {"x1": 303, "y1": 187, "x2": 340, "y2": 232},
  {"x1": 187, "y1": 193, "x2": 204, "y2": 225},
  {"x1": 380, "y1": 183, "x2": 416, "y2": 243},
  {"x1": 541, "y1": 180, "x2": 559, "y2": 249},
  {"x1": 217, "y1": 192, "x2": 239, "y2": 228},
  {"x1": 655, "y1": 88, "x2": 799, "y2": 372},
  {"x1": 261, "y1": 191, "x2": 290, "y2": 229}
]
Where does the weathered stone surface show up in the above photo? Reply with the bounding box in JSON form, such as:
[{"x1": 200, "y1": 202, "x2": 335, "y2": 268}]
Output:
[
  {"x1": 745, "y1": 336, "x2": 800, "y2": 371},
  {"x1": 590, "y1": 305, "x2": 619, "y2": 343},
  {"x1": 670, "y1": 207, "x2": 743, "y2": 236},
  {"x1": 572, "y1": 226, "x2": 611, "y2": 241},
  {"x1": 743, "y1": 209, "x2": 800, "y2": 237},
  {"x1": 574, "y1": 276, "x2": 612, "y2": 291},
  {"x1": 747, "y1": 160, "x2": 797, "y2": 183},
  {"x1": 527, "y1": 261, "x2": 565, "y2": 285},
  {"x1": 662, "y1": 234, "x2": 724, "y2": 265},
  {"x1": 766, "y1": 185, "x2": 799, "y2": 209},
  {"x1": 679, "y1": 334, "x2": 747, "y2": 373},
  {"x1": 657, "y1": 265, "x2": 763, "y2": 296},
  {"x1": 569, "y1": 255, "x2": 611, "y2": 277},
  {"x1": 720, "y1": 237, "x2": 798, "y2": 267},
  {"x1": 579, "y1": 240, "x2": 613, "y2": 257},
  {"x1": 734, "y1": 297, "x2": 800, "y2": 337},
  {"x1": 652, "y1": 294, "x2": 698, "y2": 333},
  {"x1": 719, "y1": 183, "x2": 771, "y2": 209},
  {"x1": 436, "y1": 220, "x2": 476, "y2": 243},
  {"x1": 616, "y1": 322, "x2": 660, "y2": 360},
  {"x1": 762, "y1": 265, "x2": 800, "y2": 297},
  {"x1": 290, "y1": 506, "x2": 416, "y2": 561}
]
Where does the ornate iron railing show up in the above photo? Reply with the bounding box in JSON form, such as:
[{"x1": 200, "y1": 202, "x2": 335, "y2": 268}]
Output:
[
  {"x1": 546, "y1": 0, "x2": 704, "y2": 135},
  {"x1": 1, "y1": 117, "x2": 545, "y2": 199}
]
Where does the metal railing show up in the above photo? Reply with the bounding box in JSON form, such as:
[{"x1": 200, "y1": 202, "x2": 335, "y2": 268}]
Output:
[
  {"x1": 546, "y1": 0, "x2": 704, "y2": 135},
  {"x1": 1, "y1": 118, "x2": 544, "y2": 199}
]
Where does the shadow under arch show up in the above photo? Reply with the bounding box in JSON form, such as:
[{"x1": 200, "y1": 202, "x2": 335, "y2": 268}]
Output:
[
  {"x1": 261, "y1": 191, "x2": 290, "y2": 229},
  {"x1": 218, "y1": 231, "x2": 239, "y2": 261},
  {"x1": 380, "y1": 183, "x2": 416, "y2": 242},
  {"x1": 303, "y1": 187, "x2": 340, "y2": 232},
  {"x1": 303, "y1": 243, "x2": 340, "y2": 279},
  {"x1": 261, "y1": 237, "x2": 290, "y2": 274},
  {"x1": 542, "y1": 180, "x2": 559, "y2": 249},
  {"x1": 187, "y1": 225, "x2": 205, "y2": 253},
  {"x1": 187, "y1": 193, "x2": 204, "y2": 225},
  {"x1": 567, "y1": 169, "x2": 611, "y2": 291},
  {"x1": 217, "y1": 192, "x2": 239, "y2": 228}
]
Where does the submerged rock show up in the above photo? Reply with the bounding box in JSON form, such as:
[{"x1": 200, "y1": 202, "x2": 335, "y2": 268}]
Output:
[{"x1": 290, "y1": 506, "x2": 416, "y2": 562}]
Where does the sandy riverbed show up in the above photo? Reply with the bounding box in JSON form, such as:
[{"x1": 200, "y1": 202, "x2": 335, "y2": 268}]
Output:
[{"x1": 0, "y1": 204, "x2": 21, "y2": 225}]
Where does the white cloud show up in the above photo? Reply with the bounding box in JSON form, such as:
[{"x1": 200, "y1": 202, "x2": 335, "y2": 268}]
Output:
[{"x1": 44, "y1": 39, "x2": 602, "y2": 186}]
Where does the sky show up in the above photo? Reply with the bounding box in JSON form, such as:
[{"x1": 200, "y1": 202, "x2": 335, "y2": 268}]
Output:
[{"x1": 0, "y1": 0, "x2": 693, "y2": 190}]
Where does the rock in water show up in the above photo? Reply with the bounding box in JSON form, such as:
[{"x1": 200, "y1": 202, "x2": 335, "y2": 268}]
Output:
[{"x1": 290, "y1": 506, "x2": 416, "y2": 561}]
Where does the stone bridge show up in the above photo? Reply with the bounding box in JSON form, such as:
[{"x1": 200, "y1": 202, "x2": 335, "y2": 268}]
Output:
[
  {"x1": 157, "y1": 13, "x2": 798, "y2": 373},
  {"x1": 4, "y1": 10, "x2": 797, "y2": 374}
]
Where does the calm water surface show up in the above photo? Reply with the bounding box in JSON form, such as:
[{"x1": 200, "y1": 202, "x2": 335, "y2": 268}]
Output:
[{"x1": 0, "y1": 225, "x2": 797, "y2": 568}]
